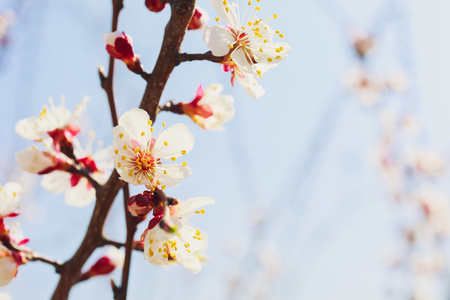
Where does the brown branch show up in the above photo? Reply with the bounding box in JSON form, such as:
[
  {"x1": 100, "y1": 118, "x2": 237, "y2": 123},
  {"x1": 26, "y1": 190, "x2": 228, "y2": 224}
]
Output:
[
  {"x1": 51, "y1": 0, "x2": 197, "y2": 299},
  {"x1": 29, "y1": 252, "x2": 64, "y2": 273},
  {"x1": 114, "y1": 185, "x2": 137, "y2": 300},
  {"x1": 140, "y1": 0, "x2": 197, "y2": 120},
  {"x1": 100, "y1": 0, "x2": 124, "y2": 127},
  {"x1": 177, "y1": 52, "x2": 223, "y2": 65}
]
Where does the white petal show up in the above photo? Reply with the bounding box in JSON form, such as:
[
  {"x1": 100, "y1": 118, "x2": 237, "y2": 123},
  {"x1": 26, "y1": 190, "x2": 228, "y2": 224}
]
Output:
[
  {"x1": 0, "y1": 256, "x2": 16, "y2": 286},
  {"x1": 64, "y1": 178, "x2": 95, "y2": 207},
  {"x1": 15, "y1": 117, "x2": 43, "y2": 141},
  {"x1": 231, "y1": 48, "x2": 254, "y2": 74},
  {"x1": 236, "y1": 73, "x2": 265, "y2": 99},
  {"x1": 0, "y1": 182, "x2": 22, "y2": 217},
  {"x1": 15, "y1": 147, "x2": 55, "y2": 174},
  {"x1": 41, "y1": 171, "x2": 71, "y2": 194},
  {"x1": 209, "y1": 0, "x2": 239, "y2": 28},
  {"x1": 176, "y1": 197, "x2": 215, "y2": 216},
  {"x1": 203, "y1": 25, "x2": 235, "y2": 57},
  {"x1": 199, "y1": 93, "x2": 235, "y2": 130},
  {"x1": 152, "y1": 124, "x2": 195, "y2": 159},
  {"x1": 117, "y1": 108, "x2": 152, "y2": 147},
  {"x1": 154, "y1": 164, "x2": 192, "y2": 187},
  {"x1": 103, "y1": 30, "x2": 124, "y2": 46}
]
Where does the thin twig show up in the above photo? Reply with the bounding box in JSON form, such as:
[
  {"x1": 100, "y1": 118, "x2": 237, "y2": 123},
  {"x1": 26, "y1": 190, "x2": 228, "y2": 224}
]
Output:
[
  {"x1": 115, "y1": 185, "x2": 137, "y2": 300},
  {"x1": 177, "y1": 51, "x2": 223, "y2": 65},
  {"x1": 100, "y1": 0, "x2": 124, "y2": 127}
]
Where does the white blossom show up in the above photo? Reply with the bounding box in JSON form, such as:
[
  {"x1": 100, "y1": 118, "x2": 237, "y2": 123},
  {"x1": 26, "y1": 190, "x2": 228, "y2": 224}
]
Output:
[
  {"x1": 112, "y1": 108, "x2": 194, "y2": 190},
  {"x1": 143, "y1": 197, "x2": 214, "y2": 273},
  {"x1": 0, "y1": 182, "x2": 22, "y2": 218}
]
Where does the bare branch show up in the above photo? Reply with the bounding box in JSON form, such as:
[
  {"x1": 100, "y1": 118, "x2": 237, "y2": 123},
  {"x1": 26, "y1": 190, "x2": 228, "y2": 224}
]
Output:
[{"x1": 177, "y1": 52, "x2": 223, "y2": 65}]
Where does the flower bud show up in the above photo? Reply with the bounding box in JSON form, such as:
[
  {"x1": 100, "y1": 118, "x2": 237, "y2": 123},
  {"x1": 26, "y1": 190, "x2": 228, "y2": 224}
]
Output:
[
  {"x1": 15, "y1": 147, "x2": 70, "y2": 175},
  {"x1": 180, "y1": 85, "x2": 235, "y2": 130},
  {"x1": 188, "y1": 7, "x2": 209, "y2": 31},
  {"x1": 128, "y1": 192, "x2": 153, "y2": 217},
  {"x1": 104, "y1": 31, "x2": 143, "y2": 74},
  {"x1": 145, "y1": 0, "x2": 166, "y2": 12},
  {"x1": 79, "y1": 248, "x2": 124, "y2": 281}
]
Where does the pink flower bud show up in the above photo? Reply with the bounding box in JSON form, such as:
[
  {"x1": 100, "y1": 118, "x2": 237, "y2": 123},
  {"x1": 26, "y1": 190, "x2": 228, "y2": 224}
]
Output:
[
  {"x1": 128, "y1": 192, "x2": 153, "y2": 217},
  {"x1": 188, "y1": 7, "x2": 209, "y2": 31},
  {"x1": 145, "y1": 0, "x2": 166, "y2": 12},
  {"x1": 79, "y1": 248, "x2": 124, "y2": 282},
  {"x1": 104, "y1": 31, "x2": 143, "y2": 74},
  {"x1": 181, "y1": 85, "x2": 214, "y2": 120}
]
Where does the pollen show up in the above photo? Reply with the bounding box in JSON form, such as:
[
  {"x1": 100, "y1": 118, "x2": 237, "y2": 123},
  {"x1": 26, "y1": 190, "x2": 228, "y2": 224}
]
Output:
[
  {"x1": 150, "y1": 127, "x2": 154, "y2": 132},
  {"x1": 164, "y1": 170, "x2": 168, "y2": 175},
  {"x1": 276, "y1": 55, "x2": 281, "y2": 59},
  {"x1": 162, "y1": 253, "x2": 168, "y2": 259},
  {"x1": 229, "y1": 44, "x2": 234, "y2": 49},
  {"x1": 161, "y1": 185, "x2": 166, "y2": 190},
  {"x1": 121, "y1": 156, "x2": 126, "y2": 161},
  {"x1": 148, "y1": 120, "x2": 152, "y2": 126},
  {"x1": 255, "y1": 6, "x2": 260, "y2": 11},
  {"x1": 181, "y1": 150, "x2": 186, "y2": 155},
  {"x1": 162, "y1": 122, "x2": 166, "y2": 127},
  {"x1": 279, "y1": 34, "x2": 284, "y2": 38},
  {"x1": 164, "y1": 141, "x2": 168, "y2": 146},
  {"x1": 215, "y1": 17, "x2": 220, "y2": 22},
  {"x1": 248, "y1": 1, "x2": 251, "y2": 5},
  {"x1": 259, "y1": 47, "x2": 263, "y2": 52},
  {"x1": 171, "y1": 157, "x2": 176, "y2": 161},
  {"x1": 119, "y1": 133, "x2": 124, "y2": 138},
  {"x1": 118, "y1": 162, "x2": 122, "y2": 167},
  {"x1": 273, "y1": 14, "x2": 278, "y2": 18},
  {"x1": 182, "y1": 162, "x2": 188, "y2": 166},
  {"x1": 115, "y1": 149, "x2": 119, "y2": 154},
  {"x1": 226, "y1": 7, "x2": 230, "y2": 12},
  {"x1": 123, "y1": 145, "x2": 128, "y2": 150},
  {"x1": 275, "y1": 30, "x2": 280, "y2": 34},
  {"x1": 134, "y1": 147, "x2": 140, "y2": 153},
  {"x1": 223, "y1": 0, "x2": 227, "y2": 4},
  {"x1": 267, "y1": 58, "x2": 273, "y2": 62},
  {"x1": 141, "y1": 131, "x2": 145, "y2": 136}
]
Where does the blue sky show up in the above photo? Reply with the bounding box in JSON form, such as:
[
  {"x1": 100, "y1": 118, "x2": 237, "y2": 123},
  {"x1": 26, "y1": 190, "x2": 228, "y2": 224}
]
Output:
[{"x1": 2, "y1": 0, "x2": 450, "y2": 299}]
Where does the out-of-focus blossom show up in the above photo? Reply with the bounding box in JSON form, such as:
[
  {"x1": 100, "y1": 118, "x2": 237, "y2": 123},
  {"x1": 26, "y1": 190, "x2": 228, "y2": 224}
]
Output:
[
  {"x1": 188, "y1": 7, "x2": 209, "y2": 30},
  {"x1": 15, "y1": 97, "x2": 88, "y2": 146},
  {"x1": 179, "y1": 84, "x2": 235, "y2": 130},
  {"x1": 412, "y1": 186, "x2": 450, "y2": 236},
  {"x1": 344, "y1": 68, "x2": 408, "y2": 106},
  {"x1": 203, "y1": 0, "x2": 290, "y2": 79},
  {"x1": 222, "y1": 60, "x2": 265, "y2": 99},
  {"x1": 80, "y1": 247, "x2": 125, "y2": 281},
  {"x1": 143, "y1": 197, "x2": 214, "y2": 273},
  {"x1": 112, "y1": 108, "x2": 194, "y2": 189},
  {"x1": 0, "y1": 291, "x2": 12, "y2": 300},
  {"x1": 15, "y1": 146, "x2": 70, "y2": 175},
  {"x1": 41, "y1": 134, "x2": 111, "y2": 207},
  {"x1": 0, "y1": 9, "x2": 17, "y2": 49},
  {"x1": 404, "y1": 149, "x2": 446, "y2": 176},
  {"x1": 350, "y1": 30, "x2": 375, "y2": 58},
  {"x1": 145, "y1": 0, "x2": 166, "y2": 12},
  {"x1": 411, "y1": 251, "x2": 445, "y2": 274},
  {"x1": 0, "y1": 248, "x2": 19, "y2": 286},
  {"x1": 0, "y1": 182, "x2": 22, "y2": 219},
  {"x1": 412, "y1": 274, "x2": 439, "y2": 300},
  {"x1": 104, "y1": 31, "x2": 143, "y2": 74}
]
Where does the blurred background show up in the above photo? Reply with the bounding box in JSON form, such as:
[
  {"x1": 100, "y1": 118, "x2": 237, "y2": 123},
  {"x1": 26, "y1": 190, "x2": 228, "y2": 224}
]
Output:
[{"x1": 2, "y1": 0, "x2": 450, "y2": 299}]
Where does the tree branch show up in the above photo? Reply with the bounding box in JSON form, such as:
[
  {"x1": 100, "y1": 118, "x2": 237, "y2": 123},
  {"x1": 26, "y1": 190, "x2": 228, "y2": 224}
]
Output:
[
  {"x1": 51, "y1": 0, "x2": 197, "y2": 298},
  {"x1": 114, "y1": 185, "x2": 137, "y2": 300}
]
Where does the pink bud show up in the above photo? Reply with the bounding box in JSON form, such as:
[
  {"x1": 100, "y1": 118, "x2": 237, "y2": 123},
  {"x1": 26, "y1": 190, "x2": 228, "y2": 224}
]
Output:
[
  {"x1": 145, "y1": 0, "x2": 166, "y2": 12},
  {"x1": 188, "y1": 7, "x2": 209, "y2": 31},
  {"x1": 79, "y1": 248, "x2": 124, "y2": 282},
  {"x1": 128, "y1": 193, "x2": 153, "y2": 217},
  {"x1": 181, "y1": 85, "x2": 214, "y2": 119},
  {"x1": 104, "y1": 31, "x2": 143, "y2": 74}
]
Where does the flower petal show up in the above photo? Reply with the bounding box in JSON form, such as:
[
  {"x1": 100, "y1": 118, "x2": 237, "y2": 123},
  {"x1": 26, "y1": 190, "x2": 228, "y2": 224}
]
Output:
[
  {"x1": 152, "y1": 124, "x2": 195, "y2": 159},
  {"x1": 117, "y1": 108, "x2": 152, "y2": 147},
  {"x1": 175, "y1": 197, "x2": 215, "y2": 216},
  {"x1": 154, "y1": 164, "x2": 192, "y2": 187},
  {"x1": 203, "y1": 25, "x2": 235, "y2": 57}
]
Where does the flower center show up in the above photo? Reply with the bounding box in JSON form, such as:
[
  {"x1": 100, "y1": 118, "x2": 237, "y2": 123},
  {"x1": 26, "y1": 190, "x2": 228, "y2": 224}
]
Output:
[{"x1": 135, "y1": 149, "x2": 156, "y2": 171}]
